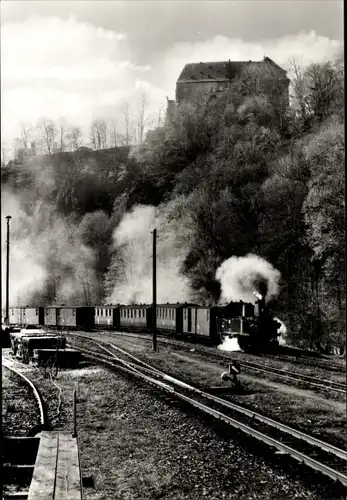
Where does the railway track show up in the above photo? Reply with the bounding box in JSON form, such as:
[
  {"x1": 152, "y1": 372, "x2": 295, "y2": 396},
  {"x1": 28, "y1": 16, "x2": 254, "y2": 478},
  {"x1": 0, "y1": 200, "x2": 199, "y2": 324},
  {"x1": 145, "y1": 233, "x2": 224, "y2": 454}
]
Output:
[
  {"x1": 72, "y1": 331, "x2": 346, "y2": 394},
  {"x1": 2, "y1": 360, "x2": 49, "y2": 500},
  {"x1": 68, "y1": 334, "x2": 347, "y2": 488},
  {"x1": 2, "y1": 359, "x2": 48, "y2": 435}
]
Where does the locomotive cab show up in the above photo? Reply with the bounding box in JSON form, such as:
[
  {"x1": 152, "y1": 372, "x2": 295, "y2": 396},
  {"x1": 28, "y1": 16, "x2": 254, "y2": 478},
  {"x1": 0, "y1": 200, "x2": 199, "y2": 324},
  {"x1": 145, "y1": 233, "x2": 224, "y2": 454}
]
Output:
[{"x1": 219, "y1": 298, "x2": 281, "y2": 351}]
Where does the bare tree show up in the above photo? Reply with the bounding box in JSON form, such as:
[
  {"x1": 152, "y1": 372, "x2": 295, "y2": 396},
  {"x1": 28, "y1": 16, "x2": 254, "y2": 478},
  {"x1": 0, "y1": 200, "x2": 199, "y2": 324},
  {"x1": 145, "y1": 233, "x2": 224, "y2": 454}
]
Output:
[
  {"x1": 136, "y1": 93, "x2": 148, "y2": 145},
  {"x1": 90, "y1": 120, "x2": 108, "y2": 150},
  {"x1": 37, "y1": 118, "x2": 58, "y2": 155},
  {"x1": 67, "y1": 126, "x2": 83, "y2": 151},
  {"x1": 20, "y1": 124, "x2": 32, "y2": 149},
  {"x1": 109, "y1": 119, "x2": 118, "y2": 147},
  {"x1": 123, "y1": 102, "x2": 131, "y2": 147},
  {"x1": 289, "y1": 56, "x2": 342, "y2": 124},
  {"x1": 58, "y1": 124, "x2": 65, "y2": 152}
]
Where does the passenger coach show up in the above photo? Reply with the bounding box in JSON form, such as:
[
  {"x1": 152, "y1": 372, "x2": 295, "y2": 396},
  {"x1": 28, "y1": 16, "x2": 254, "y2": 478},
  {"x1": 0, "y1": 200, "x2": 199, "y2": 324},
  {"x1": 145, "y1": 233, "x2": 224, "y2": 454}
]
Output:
[
  {"x1": 120, "y1": 305, "x2": 151, "y2": 330},
  {"x1": 95, "y1": 305, "x2": 120, "y2": 328}
]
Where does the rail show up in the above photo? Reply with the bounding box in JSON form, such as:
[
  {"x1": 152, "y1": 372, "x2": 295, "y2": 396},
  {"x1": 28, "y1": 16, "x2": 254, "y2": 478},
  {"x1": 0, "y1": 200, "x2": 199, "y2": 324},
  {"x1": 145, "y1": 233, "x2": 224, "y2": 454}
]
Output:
[
  {"x1": 69, "y1": 332, "x2": 346, "y2": 394},
  {"x1": 68, "y1": 336, "x2": 347, "y2": 488},
  {"x1": 2, "y1": 360, "x2": 48, "y2": 432}
]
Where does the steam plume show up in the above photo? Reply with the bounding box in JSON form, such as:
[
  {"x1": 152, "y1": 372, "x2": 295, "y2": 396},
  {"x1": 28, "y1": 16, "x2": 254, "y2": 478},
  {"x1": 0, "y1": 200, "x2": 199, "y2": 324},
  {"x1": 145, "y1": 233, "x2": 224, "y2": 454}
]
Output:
[
  {"x1": 1, "y1": 188, "x2": 98, "y2": 307},
  {"x1": 218, "y1": 337, "x2": 241, "y2": 352},
  {"x1": 216, "y1": 254, "x2": 281, "y2": 304},
  {"x1": 106, "y1": 201, "x2": 193, "y2": 304},
  {"x1": 274, "y1": 317, "x2": 287, "y2": 345}
]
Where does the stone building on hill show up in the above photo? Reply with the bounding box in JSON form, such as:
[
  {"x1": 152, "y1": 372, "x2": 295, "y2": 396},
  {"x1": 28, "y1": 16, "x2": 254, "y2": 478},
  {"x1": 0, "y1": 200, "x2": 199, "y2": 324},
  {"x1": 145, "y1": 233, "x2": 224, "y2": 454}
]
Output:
[{"x1": 165, "y1": 56, "x2": 290, "y2": 129}]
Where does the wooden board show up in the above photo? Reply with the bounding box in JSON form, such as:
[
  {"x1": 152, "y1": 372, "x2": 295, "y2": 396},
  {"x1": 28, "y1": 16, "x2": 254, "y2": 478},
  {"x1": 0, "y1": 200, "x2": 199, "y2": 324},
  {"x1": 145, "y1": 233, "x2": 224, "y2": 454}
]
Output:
[
  {"x1": 27, "y1": 432, "x2": 58, "y2": 500},
  {"x1": 27, "y1": 432, "x2": 82, "y2": 500},
  {"x1": 55, "y1": 433, "x2": 82, "y2": 500}
]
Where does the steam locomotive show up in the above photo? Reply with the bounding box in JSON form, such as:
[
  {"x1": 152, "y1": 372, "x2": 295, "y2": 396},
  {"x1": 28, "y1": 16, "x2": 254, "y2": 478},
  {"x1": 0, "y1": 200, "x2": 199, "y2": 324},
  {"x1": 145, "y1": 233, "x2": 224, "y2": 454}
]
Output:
[{"x1": 7, "y1": 298, "x2": 281, "y2": 351}]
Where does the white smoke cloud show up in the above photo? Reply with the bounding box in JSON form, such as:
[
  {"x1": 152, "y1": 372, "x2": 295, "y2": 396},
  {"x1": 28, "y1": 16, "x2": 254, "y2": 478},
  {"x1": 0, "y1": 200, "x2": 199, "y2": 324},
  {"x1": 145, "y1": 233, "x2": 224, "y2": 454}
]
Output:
[
  {"x1": 218, "y1": 337, "x2": 241, "y2": 352},
  {"x1": 1, "y1": 190, "x2": 47, "y2": 307},
  {"x1": 216, "y1": 254, "x2": 281, "y2": 305},
  {"x1": 274, "y1": 317, "x2": 288, "y2": 346},
  {"x1": 107, "y1": 201, "x2": 193, "y2": 304},
  {"x1": 1, "y1": 186, "x2": 98, "y2": 307}
]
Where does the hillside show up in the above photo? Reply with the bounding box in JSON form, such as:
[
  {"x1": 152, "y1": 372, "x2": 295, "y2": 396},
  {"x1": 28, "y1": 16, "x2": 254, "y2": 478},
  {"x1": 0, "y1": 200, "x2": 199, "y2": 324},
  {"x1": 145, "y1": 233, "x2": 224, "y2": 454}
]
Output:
[{"x1": 1, "y1": 54, "x2": 344, "y2": 352}]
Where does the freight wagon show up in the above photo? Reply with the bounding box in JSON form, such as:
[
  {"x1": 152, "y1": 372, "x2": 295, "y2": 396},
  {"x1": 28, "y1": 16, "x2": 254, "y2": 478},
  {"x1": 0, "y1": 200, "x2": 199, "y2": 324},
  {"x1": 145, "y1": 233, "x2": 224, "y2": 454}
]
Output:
[
  {"x1": 9, "y1": 307, "x2": 44, "y2": 326},
  {"x1": 44, "y1": 306, "x2": 95, "y2": 329}
]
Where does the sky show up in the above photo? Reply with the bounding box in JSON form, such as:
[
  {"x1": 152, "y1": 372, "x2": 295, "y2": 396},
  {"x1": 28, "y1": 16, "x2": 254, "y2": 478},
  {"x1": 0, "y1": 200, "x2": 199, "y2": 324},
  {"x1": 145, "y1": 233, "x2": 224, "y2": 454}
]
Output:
[{"x1": 1, "y1": 0, "x2": 343, "y2": 156}]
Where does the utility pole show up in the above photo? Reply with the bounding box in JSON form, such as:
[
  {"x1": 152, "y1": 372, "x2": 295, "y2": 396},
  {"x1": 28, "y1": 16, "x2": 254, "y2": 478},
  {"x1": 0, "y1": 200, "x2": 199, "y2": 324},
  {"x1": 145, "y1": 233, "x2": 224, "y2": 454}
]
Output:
[
  {"x1": 5, "y1": 216, "x2": 12, "y2": 326},
  {"x1": 152, "y1": 228, "x2": 157, "y2": 352}
]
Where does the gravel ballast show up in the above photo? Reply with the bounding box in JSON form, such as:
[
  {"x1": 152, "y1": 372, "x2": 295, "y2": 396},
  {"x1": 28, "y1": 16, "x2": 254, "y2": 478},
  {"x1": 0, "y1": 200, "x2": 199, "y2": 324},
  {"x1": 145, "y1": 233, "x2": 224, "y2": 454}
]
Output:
[
  {"x1": 2, "y1": 347, "x2": 345, "y2": 499},
  {"x1": 2, "y1": 364, "x2": 41, "y2": 436},
  {"x1": 75, "y1": 367, "x2": 344, "y2": 500}
]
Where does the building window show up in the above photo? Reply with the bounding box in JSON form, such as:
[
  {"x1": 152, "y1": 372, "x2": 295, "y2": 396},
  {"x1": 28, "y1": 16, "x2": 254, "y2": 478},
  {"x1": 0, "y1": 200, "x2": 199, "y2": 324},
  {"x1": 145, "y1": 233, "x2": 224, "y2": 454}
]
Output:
[
  {"x1": 173, "y1": 310, "x2": 175, "y2": 319},
  {"x1": 36, "y1": 309, "x2": 38, "y2": 316},
  {"x1": 207, "y1": 310, "x2": 210, "y2": 321}
]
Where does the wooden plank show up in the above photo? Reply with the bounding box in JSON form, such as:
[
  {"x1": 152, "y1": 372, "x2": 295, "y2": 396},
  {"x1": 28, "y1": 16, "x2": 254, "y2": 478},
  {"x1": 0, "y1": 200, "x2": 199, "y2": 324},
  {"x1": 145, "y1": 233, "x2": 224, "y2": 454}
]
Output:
[
  {"x1": 54, "y1": 434, "x2": 82, "y2": 500},
  {"x1": 27, "y1": 432, "x2": 58, "y2": 500}
]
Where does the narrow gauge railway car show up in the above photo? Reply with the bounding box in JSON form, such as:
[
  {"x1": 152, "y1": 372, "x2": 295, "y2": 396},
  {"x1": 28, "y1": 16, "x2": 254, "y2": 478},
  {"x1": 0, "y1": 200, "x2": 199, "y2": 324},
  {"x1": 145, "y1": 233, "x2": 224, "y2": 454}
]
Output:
[
  {"x1": 182, "y1": 305, "x2": 220, "y2": 345},
  {"x1": 44, "y1": 306, "x2": 95, "y2": 330},
  {"x1": 44, "y1": 307, "x2": 57, "y2": 326},
  {"x1": 95, "y1": 305, "x2": 121, "y2": 328},
  {"x1": 9, "y1": 307, "x2": 44, "y2": 326},
  {"x1": 120, "y1": 305, "x2": 151, "y2": 331},
  {"x1": 156, "y1": 303, "x2": 182, "y2": 333}
]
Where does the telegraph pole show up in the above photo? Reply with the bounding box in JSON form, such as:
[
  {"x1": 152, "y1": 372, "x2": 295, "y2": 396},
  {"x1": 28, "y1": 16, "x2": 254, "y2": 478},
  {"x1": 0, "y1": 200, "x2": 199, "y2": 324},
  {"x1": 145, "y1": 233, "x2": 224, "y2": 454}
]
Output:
[
  {"x1": 5, "y1": 216, "x2": 12, "y2": 326},
  {"x1": 152, "y1": 228, "x2": 157, "y2": 352}
]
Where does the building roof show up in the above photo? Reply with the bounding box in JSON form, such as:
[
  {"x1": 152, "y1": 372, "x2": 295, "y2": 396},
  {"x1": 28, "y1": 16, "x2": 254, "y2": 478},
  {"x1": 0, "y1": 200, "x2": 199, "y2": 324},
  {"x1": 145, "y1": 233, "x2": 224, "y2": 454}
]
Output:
[{"x1": 177, "y1": 57, "x2": 287, "y2": 84}]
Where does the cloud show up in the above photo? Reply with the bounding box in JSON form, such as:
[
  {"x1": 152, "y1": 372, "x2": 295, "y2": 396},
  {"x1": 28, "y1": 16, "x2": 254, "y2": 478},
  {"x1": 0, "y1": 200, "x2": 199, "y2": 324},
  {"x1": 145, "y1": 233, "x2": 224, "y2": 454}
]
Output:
[
  {"x1": 1, "y1": 13, "x2": 342, "y2": 153},
  {"x1": 160, "y1": 31, "x2": 342, "y2": 91},
  {"x1": 1, "y1": 14, "x2": 164, "y2": 149}
]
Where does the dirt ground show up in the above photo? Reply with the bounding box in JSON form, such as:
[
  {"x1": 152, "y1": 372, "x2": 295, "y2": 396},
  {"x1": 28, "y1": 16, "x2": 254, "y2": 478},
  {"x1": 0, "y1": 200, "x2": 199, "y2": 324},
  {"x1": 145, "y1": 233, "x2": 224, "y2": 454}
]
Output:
[{"x1": 2, "y1": 346, "x2": 345, "y2": 500}]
